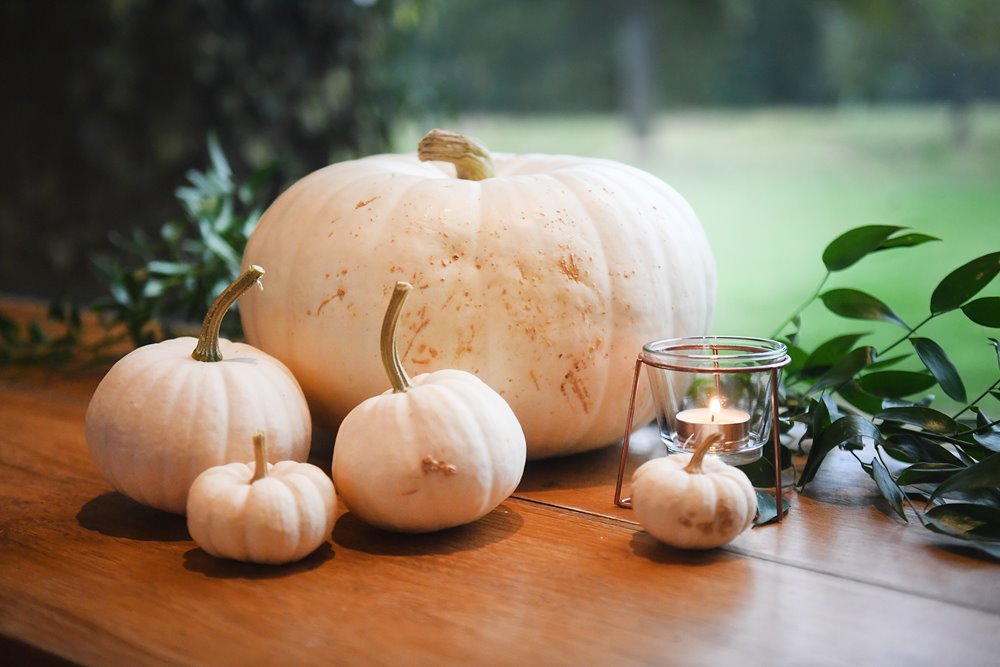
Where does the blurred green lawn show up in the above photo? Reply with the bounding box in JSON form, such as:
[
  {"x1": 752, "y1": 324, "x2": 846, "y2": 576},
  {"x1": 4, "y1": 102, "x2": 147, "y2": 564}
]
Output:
[{"x1": 394, "y1": 106, "x2": 1000, "y2": 410}]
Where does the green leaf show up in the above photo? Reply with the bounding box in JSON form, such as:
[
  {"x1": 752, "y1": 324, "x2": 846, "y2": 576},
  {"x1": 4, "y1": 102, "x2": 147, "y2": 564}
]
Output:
[
  {"x1": 798, "y1": 416, "x2": 881, "y2": 488},
  {"x1": 972, "y1": 408, "x2": 1000, "y2": 452},
  {"x1": 930, "y1": 453, "x2": 1000, "y2": 502},
  {"x1": 27, "y1": 321, "x2": 44, "y2": 345},
  {"x1": 836, "y1": 380, "x2": 884, "y2": 415},
  {"x1": 738, "y1": 454, "x2": 776, "y2": 488},
  {"x1": 966, "y1": 541, "x2": 1000, "y2": 559},
  {"x1": 822, "y1": 225, "x2": 905, "y2": 272},
  {"x1": 858, "y1": 370, "x2": 937, "y2": 398},
  {"x1": 875, "y1": 406, "x2": 958, "y2": 434},
  {"x1": 871, "y1": 454, "x2": 907, "y2": 521},
  {"x1": 930, "y1": 251, "x2": 1000, "y2": 314},
  {"x1": 961, "y1": 297, "x2": 1000, "y2": 327},
  {"x1": 754, "y1": 489, "x2": 789, "y2": 526},
  {"x1": 876, "y1": 232, "x2": 940, "y2": 250},
  {"x1": 820, "y1": 289, "x2": 908, "y2": 329},
  {"x1": 883, "y1": 433, "x2": 965, "y2": 468},
  {"x1": 866, "y1": 354, "x2": 910, "y2": 371},
  {"x1": 806, "y1": 346, "x2": 875, "y2": 396},
  {"x1": 147, "y1": 260, "x2": 193, "y2": 276},
  {"x1": 783, "y1": 342, "x2": 809, "y2": 377},
  {"x1": 895, "y1": 462, "x2": 964, "y2": 486},
  {"x1": 198, "y1": 220, "x2": 242, "y2": 269},
  {"x1": 921, "y1": 503, "x2": 1000, "y2": 541},
  {"x1": 799, "y1": 333, "x2": 869, "y2": 377},
  {"x1": 207, "y1": 133, "x2": 233, "y2": 185},
  {"x1": 909, "y1": 337, "x2": 967, "y2": 402}
]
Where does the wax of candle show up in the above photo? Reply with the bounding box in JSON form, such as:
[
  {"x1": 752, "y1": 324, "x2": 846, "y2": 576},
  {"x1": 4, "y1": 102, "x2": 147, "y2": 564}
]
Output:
[{"x1": 675, "y1": 397, "x2": 749, "y2": 447}]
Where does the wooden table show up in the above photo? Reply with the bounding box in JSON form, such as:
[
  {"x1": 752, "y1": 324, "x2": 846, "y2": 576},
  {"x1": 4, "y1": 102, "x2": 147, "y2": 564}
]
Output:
[{"x1": 2, "y1": 299, "x2": 999, "y2": 666}]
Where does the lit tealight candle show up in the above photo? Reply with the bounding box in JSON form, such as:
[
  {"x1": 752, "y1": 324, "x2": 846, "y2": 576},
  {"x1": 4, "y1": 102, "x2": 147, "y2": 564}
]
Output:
[{"x1": 675, "y1": 397, "x2": 750, "y2": 448}]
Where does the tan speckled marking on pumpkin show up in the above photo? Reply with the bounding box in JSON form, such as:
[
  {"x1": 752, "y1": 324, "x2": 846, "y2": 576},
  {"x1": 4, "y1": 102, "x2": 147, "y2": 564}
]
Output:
[
  {"x1": 559, "y1": 255, "x2": 581, "y2": 281},
  {"x1": 454, "y1": 324, "x2": 477, "y2": 359},
  {"x1": 560, "y1": 357, "x2": 592, "y2": 414},
  {"x1": 355, "y1": 196, "x2": 379, "y2": 209},
  {"x1": 315, "y1": 289, "x2": 347, "y2": 316},
  {"x1": 316, "y1": 295, "x2": 334, "y2": 316},
  {"x1": 699, "y1": 506, "x2": 736, "y2": 535},
  {"x1": 403, "y1": 316, "x2": 431, "y2": 360},
  {"x1": 422, "y1": 456, "x2": 457, "y2": 476}
]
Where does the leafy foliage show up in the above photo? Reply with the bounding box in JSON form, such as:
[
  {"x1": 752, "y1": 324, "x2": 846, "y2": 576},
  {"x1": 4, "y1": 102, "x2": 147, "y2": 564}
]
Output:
[
  {"x1": 772, "y1": 225, "x2": 1000, "y2": 558},
  {"x1": 89, "y1": 135, "x2": 272, "y2": 347},
  {"x1": 0, "y1": 302, "x2": 88, "y2": 367},
  {"x1": 0, "y1": 137, "x2": 272, "y2": 363}
]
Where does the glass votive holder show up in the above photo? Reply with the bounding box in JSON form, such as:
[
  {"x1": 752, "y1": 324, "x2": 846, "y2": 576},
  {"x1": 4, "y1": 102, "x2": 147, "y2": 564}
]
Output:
[{"x1": 642, "y1": 336, "x2": 789, "y2": 465}]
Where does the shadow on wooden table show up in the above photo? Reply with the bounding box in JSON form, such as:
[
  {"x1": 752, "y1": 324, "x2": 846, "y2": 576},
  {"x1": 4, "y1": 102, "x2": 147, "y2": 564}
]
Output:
[
  {"x1": 76, "y1": 492, "x2": 189, "y2": 542},
  {"x1": 629, "y1": 531, "x2": 739, "y2": 566},
  {"x1": 332, "y1": 504, "x2": 524, "y2": 556},
  {"x1": 182, "y1": 543, "x2": 334, "y2": 579}
]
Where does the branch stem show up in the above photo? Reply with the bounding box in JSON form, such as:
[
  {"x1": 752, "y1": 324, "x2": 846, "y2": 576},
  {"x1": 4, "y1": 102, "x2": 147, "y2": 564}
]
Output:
[
  {"x1": 417, "y1": 129, "x2": 495, "y2": 181},
  {"x1": 191, "y1": 265, "x2": 264, "y2": 362},
  {"x1": 380, "y1": 282, "x2": 414, "y2": 393},
  {"x1": 770, "y1": 271, "x2": 830, "y2": 339},
  {"x1": 683, "y1": 433, "x2": 724, "y2": 474},
  {"x1": 953, "y1": 377, "x2": 1000, "y2": 421},
  {"x1": 251, "y1": 431, "x2": 268, "y2": 482}
]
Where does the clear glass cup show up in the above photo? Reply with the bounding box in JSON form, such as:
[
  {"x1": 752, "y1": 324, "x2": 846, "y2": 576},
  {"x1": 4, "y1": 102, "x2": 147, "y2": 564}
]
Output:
[{"x1": 642, "y1": 336, "x2": 788, "y2": 465}]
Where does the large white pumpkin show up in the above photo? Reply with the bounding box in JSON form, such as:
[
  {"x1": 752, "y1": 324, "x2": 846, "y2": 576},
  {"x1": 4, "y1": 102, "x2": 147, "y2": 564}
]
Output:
[{"x1": 241, "y1": 130, "x2": 715, "y2": 458}]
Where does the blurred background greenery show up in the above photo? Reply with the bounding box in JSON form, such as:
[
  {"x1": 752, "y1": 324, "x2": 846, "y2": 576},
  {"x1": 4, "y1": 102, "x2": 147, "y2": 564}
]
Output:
[{"x1": 1, "y1": 0, "x2": 998, "y2": 393}]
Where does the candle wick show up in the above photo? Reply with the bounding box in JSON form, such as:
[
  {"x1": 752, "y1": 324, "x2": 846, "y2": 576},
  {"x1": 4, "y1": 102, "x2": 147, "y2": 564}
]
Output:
[{"x1": 711, "y1": 413, "x2": 715, "y2": 423}]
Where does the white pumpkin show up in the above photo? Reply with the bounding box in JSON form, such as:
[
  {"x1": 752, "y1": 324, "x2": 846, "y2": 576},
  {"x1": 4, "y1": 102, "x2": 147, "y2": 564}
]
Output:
[
  {"x1": 85, "y1": 266, "x2": 312, "y2": 514},
  {"x1": 630, "y1": 434, "x2": 757, "y2": 549},
  {"x1": 332, "y1": 281, "x2": 526, "y2": 532},
  {"x1": 187, "y1": 431, "x2": 336, "y2": 564},
  {"x1": 241, "y1": 129, "x2": 715, "y2": 459}
]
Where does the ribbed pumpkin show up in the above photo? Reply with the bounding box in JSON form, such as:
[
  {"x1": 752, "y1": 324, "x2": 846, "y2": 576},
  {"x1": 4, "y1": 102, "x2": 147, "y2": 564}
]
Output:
[
  {"x1": 241, "y1": 130, "x2": 715, "y2": 458},
  {"x1": 332, "y1": 281, "x2": 526, "y2": 532},
  {"x1": 85, "y1": 267, "x2": 311, "y2": 514}
]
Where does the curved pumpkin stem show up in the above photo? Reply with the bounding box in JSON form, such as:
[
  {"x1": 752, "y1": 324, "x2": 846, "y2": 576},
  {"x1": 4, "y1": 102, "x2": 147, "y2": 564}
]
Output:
[
  {"x1": 683, "y1": 433, "x2": 724, "y2": 475},
  {"x1": 417, "y1": 129, "x2": 495, "y2": 181},
  {"x1": 251, "y1": 430, "x2": 268, "y2": 482},
  {"x1": 191, "y1": 265, "x2": 265, "y2": 362},
  {"x1": 380, "y1": 282, "x2": 414, "y2": 393}
]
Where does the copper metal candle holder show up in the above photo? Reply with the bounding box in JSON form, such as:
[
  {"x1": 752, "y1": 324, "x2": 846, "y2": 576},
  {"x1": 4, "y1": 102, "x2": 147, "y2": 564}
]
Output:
[{"x1": 613, "y1": 336, "x2": 791, "y2": 521}]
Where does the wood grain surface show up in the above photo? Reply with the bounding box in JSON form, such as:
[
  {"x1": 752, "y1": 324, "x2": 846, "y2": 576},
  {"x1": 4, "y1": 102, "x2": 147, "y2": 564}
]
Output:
[{"x1": 2, "y1": 298, "x2": 999, "y2": 666}]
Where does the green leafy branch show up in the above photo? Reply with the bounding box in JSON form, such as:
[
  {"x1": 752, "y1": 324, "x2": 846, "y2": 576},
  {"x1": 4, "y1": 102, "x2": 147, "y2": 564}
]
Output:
[
  {"x1": 770, "y1": 225, "x2": 1000, "y2": 558},
  {"x1": 91, "y1": 135, "x2": 273, "y2": 346},
  {"x1": 0, "y1": 136, "x2": 273, "y2": 365}
]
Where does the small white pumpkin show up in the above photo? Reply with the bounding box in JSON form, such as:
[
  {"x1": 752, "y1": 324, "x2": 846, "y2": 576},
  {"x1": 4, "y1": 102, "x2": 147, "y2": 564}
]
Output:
[
  {"x1": 85, "y1": 266, "x2": 311, "y2": 514},
  {"x1": 187, "y1": 431, "x2": 336, "y2": 564},
  {"x1": 332, "y1": 281, "x2": 526, "y2": 532},
  {"x1": 630, "y1": 434, "x2": 757, "y2": 549}
]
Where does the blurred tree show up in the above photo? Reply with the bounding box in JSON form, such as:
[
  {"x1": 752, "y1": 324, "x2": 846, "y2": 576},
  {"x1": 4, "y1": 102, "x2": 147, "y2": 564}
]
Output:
[
  {"x1": 618, "y1": 0, "x2": 655, "y2": 140},
  {"x1": 825, "y1": 0, "x2": 1000, "y2": 145},
  {"x1": 402, "y1": 0, "x2": 620, "y2": 112},
  {"x1": 720, "y1": 0, "x2": 831, "y2": 105},
  {"x1": 0, "y1": 0, "x2": 424, "y2": 299}
]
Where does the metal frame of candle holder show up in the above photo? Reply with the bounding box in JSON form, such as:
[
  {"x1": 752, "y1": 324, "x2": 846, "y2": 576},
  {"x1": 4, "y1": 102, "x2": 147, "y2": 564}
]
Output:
[{"x1": 613, "y1": 340, "x2": 792, "y2": 521}]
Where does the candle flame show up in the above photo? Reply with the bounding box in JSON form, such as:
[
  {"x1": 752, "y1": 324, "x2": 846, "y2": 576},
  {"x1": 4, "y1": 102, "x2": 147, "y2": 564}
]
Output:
[{"x1": 709, "y1": 397, "x2": 721, "y2": 423}]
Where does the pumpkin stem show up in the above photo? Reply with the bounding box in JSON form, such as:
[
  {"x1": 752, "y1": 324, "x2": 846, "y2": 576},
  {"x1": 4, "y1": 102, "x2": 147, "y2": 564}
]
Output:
[
  {"x1": 380, "y1": 281, "x2": 414, "y2": 393},
  {"x1": 417, "y1": 129, "x2": 495, "y2": 181},
  {"x1": 683, "y1": 433, "x2": 724, "y2": 475},
  {"x1": 251, "y1": 430, "x2": 268, "y2": 482},
  {"x1": 191, "y1": 265, "x2": 265, "y2": 362}
]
